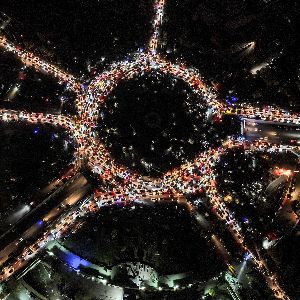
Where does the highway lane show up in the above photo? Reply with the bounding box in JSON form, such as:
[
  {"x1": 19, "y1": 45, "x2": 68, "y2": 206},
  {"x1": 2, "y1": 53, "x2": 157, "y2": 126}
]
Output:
[
  {"x1": 0, "y1": 35, "x2": 80, "y2": 92},
  {"x1": 278, "y1": 173, "x2": 300, "y2": 228},
  {"x1": 0, "y1": 173, "x2": 91, "y2": 268},
  {"x1": 0, "y1": 145, "x2": 293, "y2": 299},
  {"x1": 0, "y1": 0, "x2": 298, "y2": 297},
  {"x1": 0, "y1": 172, "x2": 81, "y2": 241},
  {"x1": 242, "y1": 118, "x2": 300, "y2": 145}
]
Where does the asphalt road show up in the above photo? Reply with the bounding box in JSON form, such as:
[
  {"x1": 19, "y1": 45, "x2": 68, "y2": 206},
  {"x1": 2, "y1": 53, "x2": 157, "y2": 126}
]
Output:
[
  {"x1": 242, "y1": 118, "x2": 300, "y2": 145},
  {"x1": 0, "y1": 173, "x2": 91, "y2": 269}
]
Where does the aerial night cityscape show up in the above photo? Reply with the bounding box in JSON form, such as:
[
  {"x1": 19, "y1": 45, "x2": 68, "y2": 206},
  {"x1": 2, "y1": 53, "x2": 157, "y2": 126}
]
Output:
[{"x1": 0, "y1": 1, "x2": 299, "y2": 300}]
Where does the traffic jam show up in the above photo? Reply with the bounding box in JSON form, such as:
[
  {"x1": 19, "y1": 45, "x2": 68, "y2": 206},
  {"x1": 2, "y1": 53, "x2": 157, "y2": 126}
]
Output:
[{"x1": 0, "y1": 1, "x2": 298, "y2": 299}]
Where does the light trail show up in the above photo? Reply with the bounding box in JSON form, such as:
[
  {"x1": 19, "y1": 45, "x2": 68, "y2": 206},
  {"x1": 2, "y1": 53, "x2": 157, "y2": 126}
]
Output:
[
  {"x1": 0, "y1": 35, "x2": 81, "y2": 92},
  {"x1": 0, "y1": 108, "x2": 76, "y2": 133},
  {"x1": 148, "y1": 0, "x2": 166, "y2": 54},
  {"x1": 0, "y1": 1, "x2": 297, "y2": 299},
  {"x1": 226, "y1": 105, "x2": 300, "y2": 125}
]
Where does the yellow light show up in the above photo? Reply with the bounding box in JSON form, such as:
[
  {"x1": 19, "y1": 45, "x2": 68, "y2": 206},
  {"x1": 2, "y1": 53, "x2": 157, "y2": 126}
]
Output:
[{"x1": 224, "y1": 195, "x2": 233, "y2": 202}]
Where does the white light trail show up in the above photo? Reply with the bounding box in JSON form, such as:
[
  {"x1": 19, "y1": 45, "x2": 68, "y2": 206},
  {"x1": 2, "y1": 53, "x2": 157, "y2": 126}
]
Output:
[{"x1": 0, "y1": 2, "x2": 297, "y2": 299}]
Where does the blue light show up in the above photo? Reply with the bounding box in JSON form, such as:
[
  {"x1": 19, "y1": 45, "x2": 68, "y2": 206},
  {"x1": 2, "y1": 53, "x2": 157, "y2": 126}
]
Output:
[
  {"x1": 225, "y1": 95, "x2": 238, "y2": 106},
  {"x1": 37, "y1": 220, "x2": 43, "y2": 226},
  {"x1": 242, "y1": 216, "x2": 249, "y2": 224},
  {"x1": 243, "y1": 252, "x2": 252, "y2": 261},
  {"x1": 33, "y1": 128, "x2": 39, "y2": 134},
  {"x1": 51, "y1": 133, "x2": 59, "y2": 140},
  {"x1": 81, "y1": 83, "x2": 88, "y2": 90},
  {"x1": 64, "y1": 252, "x2": 90, "y2": 269},
  {"x1": 68, "y1": 255, "x2": 81, "y2": 268}
]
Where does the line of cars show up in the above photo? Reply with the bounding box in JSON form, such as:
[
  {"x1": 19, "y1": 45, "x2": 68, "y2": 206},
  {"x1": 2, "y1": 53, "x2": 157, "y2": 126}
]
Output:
[
  {"x1": 0, "y1": 34, "x2": 79, "y2": 91},
  {"x1": 0, "y1": 109, "x2": 75, "y2": 132}
]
